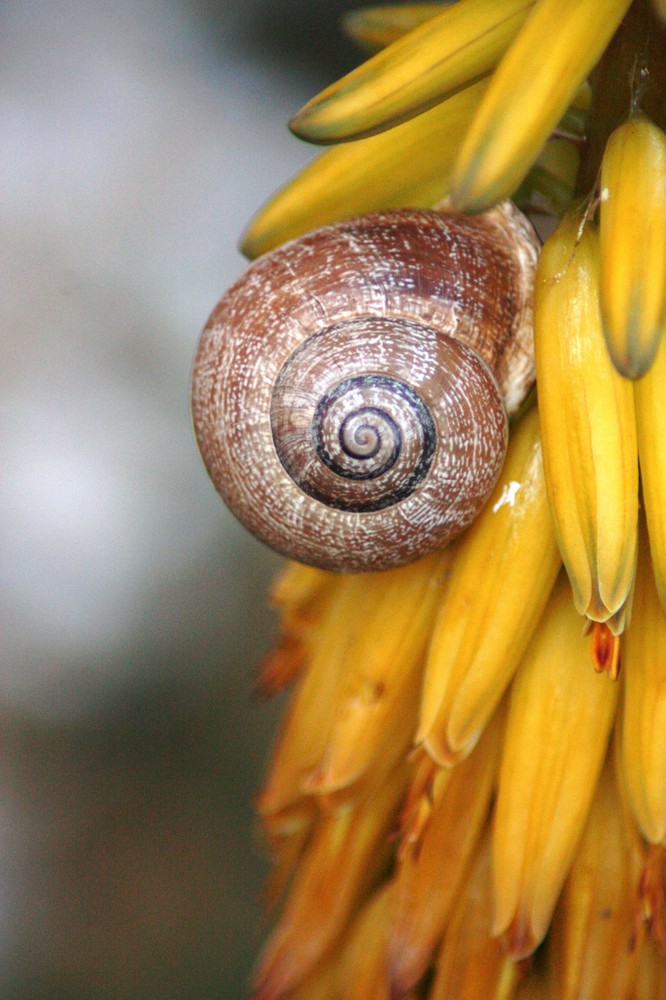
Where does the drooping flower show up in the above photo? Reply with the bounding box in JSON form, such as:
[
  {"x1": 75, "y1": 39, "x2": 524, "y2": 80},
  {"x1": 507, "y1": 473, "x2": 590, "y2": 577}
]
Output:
[{"x1": 231, "y1": 2, "x2": 666, "y2": 996}]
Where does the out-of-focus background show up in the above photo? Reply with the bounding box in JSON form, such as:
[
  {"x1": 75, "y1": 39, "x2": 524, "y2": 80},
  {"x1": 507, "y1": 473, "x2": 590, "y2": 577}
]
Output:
[{"x1": 0, "y1": 2, "x2": 362, "y2": 996}]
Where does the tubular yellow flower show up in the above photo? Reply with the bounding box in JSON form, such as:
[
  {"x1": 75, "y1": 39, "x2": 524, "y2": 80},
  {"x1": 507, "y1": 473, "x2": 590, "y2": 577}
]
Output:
[
  {"x1": 632, "y1": 937, "x2": 666, "y2": 1000},
  {"x1": 534, "y1": 213, "x2": 639, "y2": 630},
  {"x1": 635, "y1": 332, "x2": 666, "y2": 610},
  {"x1": 303, "y1": 551, "x2": 449, "y2": 794},
  {"x1": 287, "y1": 959, "x2": 340, "y2": 1000},
  {"x1": 599, "y1": 115, "x2": 666, "y2": 378},
  {"x1": 258, "y1": 563, "x2": 335, "y2": 695},
  {"x1": 240, "y1": 78, "x2": 488, "y2": 258},
  {"x1": 449, "y1": 0, "x2": 632, "y2": 211},
  {"x1": 289, "y1": 0, "x2": 534, "y2": 143},
  {"x1": 418, "y1": 407, "x2": 560, "y2": 764},
  {"x1": 621, "y1": 524, "x2": 666, "y2": 845},
  {"x1": 336, "y1": 884, "x2": 399, "y2": 999},
  {"x1": 492, "y1": 572, "x2": 619, "y2": 958},
  {"x1": 550, "y1": 761, "x2": 644, "y2": 1000},
  {"x1": 253, "y1": 760, "x2": 410, "y2": 999},
  {"x1": 341, "y1": 4, "x2": 445, "y2": 53},
  {"x1": 430, "y1": 831, "x2": 521, "y2": 1000},
  {"x1": 517, "y1": 135, "x2": 581, "y2": 216},
  {"x1": 257, "y1": 573, "x2": 377, "y2": 817},
  {"x1": 387, "y1": 710, "x2": 502, "y2": 994}
]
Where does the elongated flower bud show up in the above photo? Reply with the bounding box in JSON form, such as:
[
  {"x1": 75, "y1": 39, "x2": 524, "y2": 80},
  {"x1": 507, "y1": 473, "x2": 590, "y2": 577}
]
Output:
[
  {"x1": 535, "y1": 214, "x2": 638, "y2": 630},
  {"x1": 290, "y1": 0, "x2": 534, "y2": 143},
  {"x1": 634, "y1": 334, "x2": 666, "y2": 612},
  {"x1": 551, "y1": 763, "x2": 644, "y2": 1000},
  {"x1": 450, "y1": 0, "x2": 631, "y2": 210},
  {"x1": 418, "y1": 407, "x2": 560, "y2": 764},
  {"x1": 258, "y1": 574, "x2": 378, "y2": 817},
  {"x1": 493, "y1": 573, "x2": 619, "y2": 958},
  {"x1": 631, "y1": 937, "x2": 666, "y2": 1000},
  {"x1": 253, "y1": 761, "x2": 410, "y2": 999},
  {"x1": 430, "y1": 831, "x2": 521, "y2": 1000},
  {"x1": 337, "y1": 884, "x2": 396, "y2": 999},
  {"x1": 599, "y1": 115, "x2": 666, "y2": 378},
  {"x1": 388, "y1": 712, "x2": 502, "y2": 994},
  {"x1": 620, "y1": 523, "x2": 666, "y2": 845},
  {"x1": 241, "y1": 80, "x2": 488, "y2": 258},
  {"x1": 305, "y1": 551, "x2": 449, "y2": 795}
]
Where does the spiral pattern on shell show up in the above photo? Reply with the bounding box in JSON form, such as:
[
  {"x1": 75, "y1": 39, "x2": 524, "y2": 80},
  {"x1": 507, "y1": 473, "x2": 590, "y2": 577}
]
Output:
[{"x1": 192, "y1": 203, "x2": 539, "y2": 572}]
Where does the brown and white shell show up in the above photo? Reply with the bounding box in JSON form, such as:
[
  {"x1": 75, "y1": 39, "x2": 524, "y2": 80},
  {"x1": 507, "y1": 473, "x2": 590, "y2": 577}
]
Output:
[{"x1": 191, "y1": 202, "x2": 539, "y2": 572}]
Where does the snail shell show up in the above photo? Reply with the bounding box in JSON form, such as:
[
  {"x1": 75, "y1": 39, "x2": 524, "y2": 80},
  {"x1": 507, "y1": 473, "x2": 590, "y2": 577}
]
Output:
[{"x1": 192, "y1": 202, "x2": 539, "y2": 572}]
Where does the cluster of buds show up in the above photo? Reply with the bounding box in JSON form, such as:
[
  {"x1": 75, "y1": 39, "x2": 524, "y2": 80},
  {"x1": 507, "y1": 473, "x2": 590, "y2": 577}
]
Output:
[{"x1": 227, "y1": 1, "x2": 666, "y2": 997}]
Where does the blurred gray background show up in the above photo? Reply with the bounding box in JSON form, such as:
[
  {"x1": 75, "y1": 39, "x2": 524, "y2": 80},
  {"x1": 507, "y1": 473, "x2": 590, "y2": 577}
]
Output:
[{"x1": 0, "y1": 1, "x2": 362, "y2": 996}]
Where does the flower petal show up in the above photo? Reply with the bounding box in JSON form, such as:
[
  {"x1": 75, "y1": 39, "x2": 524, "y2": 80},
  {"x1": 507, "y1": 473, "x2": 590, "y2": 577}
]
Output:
[
  {"x1": 290, "y1": 0, "x2": 534, "y2": 143},
  {"x1": 450, "y1": 0, "x2": 632, "y2": 211}
]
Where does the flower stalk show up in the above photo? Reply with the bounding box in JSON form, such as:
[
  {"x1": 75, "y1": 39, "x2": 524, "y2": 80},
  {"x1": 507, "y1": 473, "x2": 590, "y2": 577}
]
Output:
[{"x1": 214, "y1": 2, "x2": 666, "y2": 996}]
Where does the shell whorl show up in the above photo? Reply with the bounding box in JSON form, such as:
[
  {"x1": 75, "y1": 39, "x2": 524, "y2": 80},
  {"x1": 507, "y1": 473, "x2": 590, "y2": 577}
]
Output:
[{"x1": 192, "y1": 203, "x2": 539, "y2": 572}]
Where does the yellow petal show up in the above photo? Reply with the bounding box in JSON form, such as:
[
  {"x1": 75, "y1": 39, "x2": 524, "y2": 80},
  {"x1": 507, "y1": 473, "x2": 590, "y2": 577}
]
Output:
[
  {"x1": 287, "y1": 956, "x2": 340, "y2": 1000},
  {"x1": 342, "y1": 4, "x2": 447, "y2": 54},
  {"x1": 535, "y1": 213, "x2": 638, "y2": 629},
  {"x1": 515, "y1": 135, "x2": 581, "y2": 215},
  {"x1": 635, "y1": 332, "x2": 666, "y2": 611},
  {"x1": 269, "y1": 560, "x2": 333, "y2": 616},
  {"x1": 338, "y1": 885, "x2": 394, "y2": 998},
  {"x1": 599, "y1": 115, "x2": 666, "y2": 377},
  {"x1": 638, "y1": 846, "x2": 666, "y2": 961},
  {"x1": 387, "y1": 710, "x2": 502, "y2": 994},
  {"x1": 418, "y1": 407, "x2": 560, "y2": 764},
  {"x1": 430, "y1": 831, "x2": 521, "y2": 1000},
  {"x1": 257, "y1": 574, "x2": 378, "y2": 816},
  {"x1": 253, "y1": 761, "x2": 410, "y2": 999},
  {"x1": 240, "y1": 79, "x2": 488, "y2": 259},
  {"x1": 290, "y1": 0, "x2": 534, "y2": 143},
  {"x1": 493, "y1": 572, "x2": 619, "y2": 957},
  {"x1": 620, "y1": 523, "x2": 666, "y2": 845},
  {"x1": 450, "y1": 0, "x2": 632, "y2": 211},
  {"x1": 632, "y1": 936, "x2": 666, "y2": 1000},
  {"x1": 337, "y1": 884, "x2": 405, "y2": 1000},
  {"x1": 513, "y1": 966, "x2": 558, "y2": 1000},
  {"x1": 551, "y1": 762, "x2": 644, "y2": 1000},
  {"x1": 258, "y1": 563, "x2": 336, "y2": 695},
  {"x1": 262, "y1": 805, "x2": 317, "y2": 911},
  {"x1": 305, "y1": 550, "x2": 449, "y2": 794}
]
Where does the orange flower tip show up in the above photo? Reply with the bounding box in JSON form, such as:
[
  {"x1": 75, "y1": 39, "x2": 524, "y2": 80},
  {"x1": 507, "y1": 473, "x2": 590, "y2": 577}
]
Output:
[
  {"x1": 500, "y1": 914, "x2": 539, "y2": 960},
  {"x1": 589, "y1": 621, "x2": 622, "y2": 680}
]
